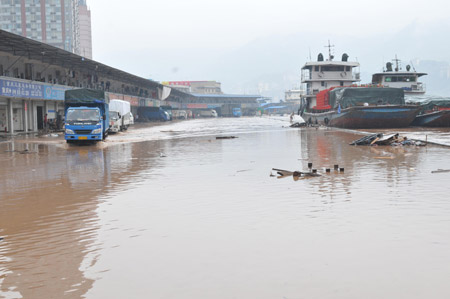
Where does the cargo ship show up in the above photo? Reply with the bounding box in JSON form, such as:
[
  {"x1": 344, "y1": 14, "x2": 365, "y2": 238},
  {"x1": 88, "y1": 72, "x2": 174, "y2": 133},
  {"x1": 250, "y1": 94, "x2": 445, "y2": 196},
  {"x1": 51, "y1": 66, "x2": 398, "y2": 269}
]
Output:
[
  {"x1": 371, "y1": 56, "x2": 427, "y2": 95},
  {"x1": 411, "y1": 100, "x2": 450, "y2": 127},
  {"x1": 299, "y1": 43, "x2": 419, "y2": 129}
]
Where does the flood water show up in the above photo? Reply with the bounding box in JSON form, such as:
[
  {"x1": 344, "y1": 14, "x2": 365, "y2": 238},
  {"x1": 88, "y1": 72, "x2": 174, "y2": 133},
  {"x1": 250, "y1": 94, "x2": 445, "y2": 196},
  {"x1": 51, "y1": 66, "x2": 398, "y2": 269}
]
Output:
[{"x1": 1, "y1": 117, "x2": 450, "y2": 299}]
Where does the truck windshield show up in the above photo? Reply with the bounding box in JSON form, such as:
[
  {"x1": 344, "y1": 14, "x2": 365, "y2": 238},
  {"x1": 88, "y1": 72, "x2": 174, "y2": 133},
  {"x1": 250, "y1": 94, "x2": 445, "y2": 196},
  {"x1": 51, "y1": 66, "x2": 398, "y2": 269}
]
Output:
[
  {"x1": 109, "y1": 111, "x2": 119, "y2": 120},
  {"x1": 67, "y1": 109, "x2": 100, "y2": 121}
]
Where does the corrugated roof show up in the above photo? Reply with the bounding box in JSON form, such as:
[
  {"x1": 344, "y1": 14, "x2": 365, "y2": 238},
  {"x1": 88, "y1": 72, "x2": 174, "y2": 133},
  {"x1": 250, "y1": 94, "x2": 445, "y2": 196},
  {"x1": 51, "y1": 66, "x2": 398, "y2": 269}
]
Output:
[
  {"x1": 0, "y1": 29, "x2": 163, "y2": 90},
  {"x1": 191, "y1": 93, "x2": 260, "y2": 98},
  {"x1": 264, "y1": 106, "x2": 287, "y2": 110}
]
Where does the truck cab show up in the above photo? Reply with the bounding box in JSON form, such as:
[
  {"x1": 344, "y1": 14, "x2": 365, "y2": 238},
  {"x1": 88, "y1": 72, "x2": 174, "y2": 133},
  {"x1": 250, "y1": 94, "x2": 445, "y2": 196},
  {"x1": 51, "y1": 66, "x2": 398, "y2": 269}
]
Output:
[
  {"x1": 109, "y1": 110, "x2": 121, "y2": 133},
  {"x1": 65, "y1": 107, "x2": 106, "y2": 142}
]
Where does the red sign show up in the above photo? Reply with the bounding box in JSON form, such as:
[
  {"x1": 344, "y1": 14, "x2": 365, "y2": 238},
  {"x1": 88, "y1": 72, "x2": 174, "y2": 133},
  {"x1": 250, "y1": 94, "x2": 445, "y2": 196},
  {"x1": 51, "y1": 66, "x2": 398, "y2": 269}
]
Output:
[
  {"x1": 167, "y1": 81, "x2": 191, "y2": 86},
  {"x1": 187, "y1": 103, "x2": 208, "y2": 109}
]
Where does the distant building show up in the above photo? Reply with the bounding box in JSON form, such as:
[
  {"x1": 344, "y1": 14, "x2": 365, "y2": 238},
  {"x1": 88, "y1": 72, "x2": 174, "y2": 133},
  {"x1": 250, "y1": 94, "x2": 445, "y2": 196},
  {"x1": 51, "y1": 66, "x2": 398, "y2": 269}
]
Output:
[
  {"x1": 284, "y1": 88, "x2": 304, "y2": 104},
  {"x1": 162, "y1": 81, "x2": 222, "y2": 94},
  {"x1": 0, "y1": 0, "x2": 92, "y2": 59},
  {"x1": 77, "y1": 0, "x2": 92, "y2": 59}
]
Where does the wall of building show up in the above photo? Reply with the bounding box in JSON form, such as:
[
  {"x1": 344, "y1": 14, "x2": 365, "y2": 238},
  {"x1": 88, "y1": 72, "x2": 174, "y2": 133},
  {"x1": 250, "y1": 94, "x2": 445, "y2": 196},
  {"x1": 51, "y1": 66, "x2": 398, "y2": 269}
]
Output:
[
  {"x1": 190, "y1": 81, "x2": 222, "y2": 94},
  {"x1": 77, "y1": 2, "x2": 91, "y2": 59},
  {"x1": 0, "y1": 0, "x2": 92, "y2": 57}
]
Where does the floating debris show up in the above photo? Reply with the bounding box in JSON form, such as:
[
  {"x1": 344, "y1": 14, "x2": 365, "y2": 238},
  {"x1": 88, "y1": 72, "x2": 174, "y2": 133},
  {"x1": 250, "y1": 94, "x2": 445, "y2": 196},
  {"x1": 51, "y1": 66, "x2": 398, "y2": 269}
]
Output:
[
  {"x1": 350, "y1": 133, "x2": 426, "y2": 146},
  {"x1": 4, "y1": 149, "x2": 37, "y2": 154},
  {"x1": 272, "y1": 168, "x2": 294, "y2": 176},
  {"x1": 431, "y1": 169, "x2": 450, "y2": 174},
  {"x1": 290, "y1": 122, "x2": 307, "y2": 128},
  {"x1": 272, "y1": 168, "x2": 321, "y2": 178},
  {"x1": 216, "y1": 136, "x2": 237, "y2": 140}
]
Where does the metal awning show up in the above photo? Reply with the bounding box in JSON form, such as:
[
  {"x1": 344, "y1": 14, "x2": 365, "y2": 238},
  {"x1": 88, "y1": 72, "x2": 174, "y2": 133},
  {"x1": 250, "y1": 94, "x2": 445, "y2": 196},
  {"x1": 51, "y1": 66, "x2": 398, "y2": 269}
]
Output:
[{"x1": 0, "y1": 29, "x2": 163, "y2": 90}]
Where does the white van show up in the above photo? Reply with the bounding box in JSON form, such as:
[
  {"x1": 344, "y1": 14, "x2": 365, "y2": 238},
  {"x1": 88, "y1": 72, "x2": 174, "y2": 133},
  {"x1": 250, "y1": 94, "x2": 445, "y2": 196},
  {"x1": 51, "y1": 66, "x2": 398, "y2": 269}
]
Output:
[
  {"x1": 173, "y1": 110, "x2": 187, "y2": 119},
  {"x1": 199, "y1": 109, "x2": 218, "y2": 118}
]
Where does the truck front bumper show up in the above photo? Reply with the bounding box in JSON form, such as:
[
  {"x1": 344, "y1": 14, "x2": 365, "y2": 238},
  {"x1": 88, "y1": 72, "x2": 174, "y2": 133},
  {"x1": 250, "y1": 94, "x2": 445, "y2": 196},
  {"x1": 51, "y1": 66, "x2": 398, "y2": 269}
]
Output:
[
  {"x1": 65, "y1": 134, "x2": 102, "y2": 141},
  {"x1": 109, "y1": 125, "x2": 120, "y2": 133}
]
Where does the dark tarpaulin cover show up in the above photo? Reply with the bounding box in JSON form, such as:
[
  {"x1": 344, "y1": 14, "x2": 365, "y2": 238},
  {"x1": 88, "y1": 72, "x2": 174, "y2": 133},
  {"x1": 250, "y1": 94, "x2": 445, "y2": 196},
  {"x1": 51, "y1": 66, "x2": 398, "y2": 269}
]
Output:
[
  {"x1": 64, "y1": 89, "x2": 107, "y2": 103},
  {"x1": 328, "y1": 87, "x2": 405, "y2": 109}
]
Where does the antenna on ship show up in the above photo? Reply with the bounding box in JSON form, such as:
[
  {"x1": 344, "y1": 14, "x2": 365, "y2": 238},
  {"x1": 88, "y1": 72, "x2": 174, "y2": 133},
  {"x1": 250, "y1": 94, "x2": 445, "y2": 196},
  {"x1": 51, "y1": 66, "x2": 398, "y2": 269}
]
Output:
[
  {"x1": 410, "y1": 60, "x2": 417, "y2": 72},
  {"x1": 325, "y1": 40, "x2": 335, "y2": 61},
  {"x1": 308, "y1": 47, "x2": 312, "y2": 61},
  {"x1": 393, "y1": 55, "x2": 401, "y2": 72}
]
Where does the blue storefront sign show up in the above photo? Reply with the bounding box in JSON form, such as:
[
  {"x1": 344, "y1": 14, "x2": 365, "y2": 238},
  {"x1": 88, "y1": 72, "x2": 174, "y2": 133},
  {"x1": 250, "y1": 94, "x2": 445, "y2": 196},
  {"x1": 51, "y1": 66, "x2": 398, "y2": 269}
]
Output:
[{"x1": 0, "y1": 78, "x2": 72, "y2": 101}]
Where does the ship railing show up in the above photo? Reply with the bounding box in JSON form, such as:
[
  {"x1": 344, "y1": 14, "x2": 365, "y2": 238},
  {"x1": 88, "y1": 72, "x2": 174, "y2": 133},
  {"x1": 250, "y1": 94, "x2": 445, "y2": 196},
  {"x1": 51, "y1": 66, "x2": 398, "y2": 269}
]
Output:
[
  {"x1": 305, "y1": 88, "x2": 320, "y2": 96},
  {"x1": 411, "y1": 82, "x2": 426, "y2": 92}
]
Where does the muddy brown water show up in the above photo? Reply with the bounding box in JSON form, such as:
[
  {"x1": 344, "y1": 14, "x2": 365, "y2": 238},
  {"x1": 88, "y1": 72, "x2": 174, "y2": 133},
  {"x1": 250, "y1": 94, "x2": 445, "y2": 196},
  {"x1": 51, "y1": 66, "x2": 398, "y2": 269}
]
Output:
[{"x1": 1, "y1": 117, "x2": 450, "y2": 298}]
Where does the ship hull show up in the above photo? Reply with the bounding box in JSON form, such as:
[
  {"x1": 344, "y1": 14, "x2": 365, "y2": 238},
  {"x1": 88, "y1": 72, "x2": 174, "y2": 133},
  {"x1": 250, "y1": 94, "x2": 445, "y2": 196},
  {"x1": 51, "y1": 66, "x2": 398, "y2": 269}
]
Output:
[
  {"x1": 303, "y1": 106, "x2": 419, "y2": 129},
  {"x1": 411, "y1": 110, "x2": 450, "y2": 127},
  {"x1": 404, "y1": 91, "x2": 426, "y2": 95}
]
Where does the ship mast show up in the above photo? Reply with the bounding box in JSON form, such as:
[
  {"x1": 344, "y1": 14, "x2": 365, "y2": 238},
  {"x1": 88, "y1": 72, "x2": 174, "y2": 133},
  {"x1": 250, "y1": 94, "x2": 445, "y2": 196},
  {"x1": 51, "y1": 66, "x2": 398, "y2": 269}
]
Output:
[
  {"x1": 325, "y1": 40, "x2": 335, "y2": 61},
  {"x1": 392, "y1": 55, "x2": 401, "y2": 72}
]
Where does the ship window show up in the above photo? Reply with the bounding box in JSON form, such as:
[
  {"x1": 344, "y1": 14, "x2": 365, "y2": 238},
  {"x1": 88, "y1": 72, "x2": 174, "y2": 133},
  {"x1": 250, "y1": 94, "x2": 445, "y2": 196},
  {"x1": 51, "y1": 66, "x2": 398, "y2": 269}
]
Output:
[
  {"x1": 340, "y1": 81, "x2": 344, "y2": 86},
  {"x1": 321, "y1": 81, "x2": 325, "y2": 86},
  {"x1": 385, "y1": 77, "x2": 392, "y2": 82},
  {"x1": 346, "y1": 66, "x2": 350, "y2": 71},
  {"x1": 322, "y1": 65, "x2": 345, "y2": 72},
  {"x1": 315, "y1": 66, "x2": 319, "y2": 71}
]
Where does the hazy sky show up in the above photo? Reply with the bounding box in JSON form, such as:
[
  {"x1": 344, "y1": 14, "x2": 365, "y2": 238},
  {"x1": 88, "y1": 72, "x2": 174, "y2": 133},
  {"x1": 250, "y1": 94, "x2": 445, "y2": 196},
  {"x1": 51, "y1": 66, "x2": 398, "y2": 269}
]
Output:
[
  {"x1": 88, "y1": 0, "x2": 450, "y2": 96},
  {"x1": 90, "y1": 0, "x2": 449, "y2": 52}
]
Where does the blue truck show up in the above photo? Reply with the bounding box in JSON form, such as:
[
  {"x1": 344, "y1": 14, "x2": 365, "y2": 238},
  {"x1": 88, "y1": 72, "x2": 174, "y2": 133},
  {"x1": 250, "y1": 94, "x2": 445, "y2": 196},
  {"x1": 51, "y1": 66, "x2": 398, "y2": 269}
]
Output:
[
  {"x1": 232, "y1": 107, "x2": 242, "y2": 117},
  {"x1": 221, "y1": 104, "x2": 242, "y2": 117},
  {"x1": 137, "y1": 106, "x2": 170, "y2": 121},
  {"x1": 64, "y1": 89, "x2": 109, "y2": 143}
]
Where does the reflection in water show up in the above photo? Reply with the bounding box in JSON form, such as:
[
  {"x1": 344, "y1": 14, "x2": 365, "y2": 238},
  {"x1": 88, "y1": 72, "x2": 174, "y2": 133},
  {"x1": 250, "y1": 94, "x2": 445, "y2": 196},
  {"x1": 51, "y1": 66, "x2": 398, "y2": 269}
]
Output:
[
  {"x1": 0, "y1": 140, "x2": 171, "y2": 298},
  {"x1": 1, "y1": 118, "x2": 450, "y2": 299}
]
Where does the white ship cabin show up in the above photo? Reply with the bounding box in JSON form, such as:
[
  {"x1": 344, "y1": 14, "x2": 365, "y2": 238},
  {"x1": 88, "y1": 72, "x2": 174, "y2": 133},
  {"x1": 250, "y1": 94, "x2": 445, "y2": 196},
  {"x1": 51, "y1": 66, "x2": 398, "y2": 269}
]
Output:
[
  {"x1": 371, "y1": 62, "x2": 427, "y2": 94},
  {"x1": 301, "y1": 52, "x2": 360, "y2": 106},
  {"x1": 284, "y1": 88, "x2": 305, "y2": 103}
]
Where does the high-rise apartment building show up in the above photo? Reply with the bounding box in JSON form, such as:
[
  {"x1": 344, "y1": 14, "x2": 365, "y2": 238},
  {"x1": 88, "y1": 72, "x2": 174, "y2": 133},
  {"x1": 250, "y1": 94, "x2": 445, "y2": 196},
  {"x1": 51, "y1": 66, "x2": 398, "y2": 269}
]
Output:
[
  {"x1": 77, "y1": 0, "x2": 91, "y2": 59},
  {"x1": 0, "y1": 0, "x2": 92, "y2": 59}
]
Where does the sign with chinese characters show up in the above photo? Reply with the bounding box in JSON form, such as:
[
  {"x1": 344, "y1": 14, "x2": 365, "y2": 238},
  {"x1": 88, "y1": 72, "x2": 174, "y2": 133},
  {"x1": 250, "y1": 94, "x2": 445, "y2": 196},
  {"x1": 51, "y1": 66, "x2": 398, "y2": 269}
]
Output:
[
  {"x1": 0, "y1": 78, "x2": 72, "y2": 101},
  {"x1": 186, "y1": 103, "x2": 208, "y2": 109}
]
